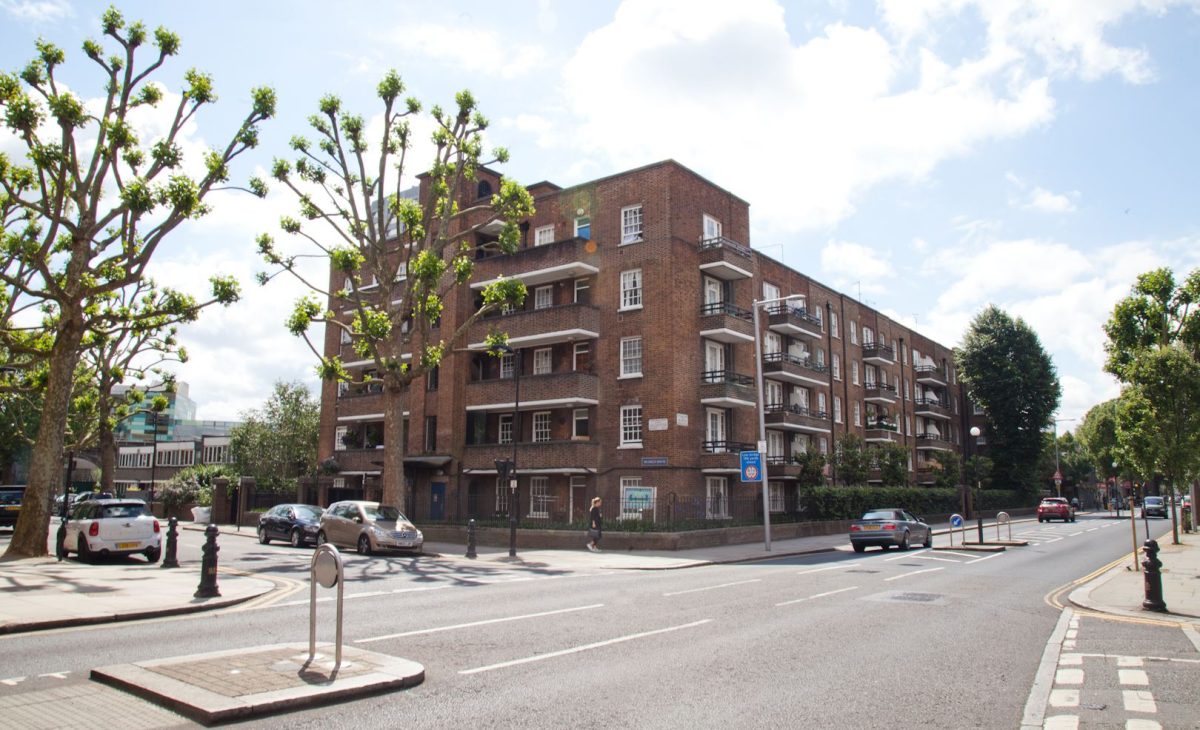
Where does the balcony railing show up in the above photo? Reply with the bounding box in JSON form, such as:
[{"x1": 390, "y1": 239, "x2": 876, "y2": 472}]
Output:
[
  {"x1": 700, "y1": 301, "x2": 753, "y2": 320},
  {"x1": 764, "y1": 403, "x2": 827, "y2": 420},
  {"x1": 762, "y1": 352, "x2": 829, "y2": 376},
  {"x1": 702, "y1": 370, "x2": 754, "y2": 386},
  {"x1": 914, "y1": 364, "x2": 948, "y2": 385},
  {"x1": 764, "y1": 403, "x2": 831, "y2": 433},
  {"x1": 915, "y1": 432, "x2": 954, "y2": 450},
  {"x1": 702, "y1": 440, "x2": 756, "y2": 454},
  {"x1": 862, "y1": 343, "x2": 895, "y2": 363},
  {"x1": 698, "y1": 235, "x2": 753, "y2": 258},
  {"x1": 863, "y1": 381, "x2": 898, "y2": 402},
  {"x1": 766, "y1": 304, "x2": 823, "y2": 338},
  {"x1": 913, "y1": 397, "x2": 952, "y2": 419}
]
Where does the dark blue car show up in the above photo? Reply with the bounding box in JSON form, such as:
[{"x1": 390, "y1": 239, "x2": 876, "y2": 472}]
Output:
[{"x1": 258, "y1": 503, "x2": 325, "y2": 547}]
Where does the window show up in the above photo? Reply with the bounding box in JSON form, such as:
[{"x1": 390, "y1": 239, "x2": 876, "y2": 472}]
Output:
[
  {"x1": 767, "y1": 431, "x2": 784, "y2": 460},
  {"x1": 851, "y1": 361, "x2": 859, "y2": 385},
  {"x1": 477, "y1": 180, "x2": 492, "y2": 199},
  {"x1": 852, "y1": 401, "x2": 861, "y2": 427},
  {"x1": 340, "y1": 328, "x2": 352, "y2": 345},
  {"x1": 621, "y1": 205, "x2": 643, "y2": 244},
  {"x1": 703, "y1": 276, "x2": 723, "y2": 307},
  {"x1": 575, "y1": 216, "x2": 590, "y2": 240},
  {"x1": 425, "y1": 416, "x2": 437, "y2": 451},
  {"x1": 766, "y1": 380, "x2": 783, "y2": 406},
  {"x1": 573, "y1": 408, "x2": 590, "y2": 438},
  {"x1": 706, "y1": 408, "x2": 727, "y2": 451},
  {"x1": 763, "y1": 282, "x2": 781, "y2": 302},
  {"x1": 337, "y1": 380, "x2": 348, "y2": 398},
  {"x1": 813, "y1": 306, "x2": 823, "y2": 327},
  {"x1": 892, "y1": 339, "x2": 899, "y2": 359},
  {"x1": 905, "y1": 415, "x2": 912, "y2": 436},
  {"x1": 706, "y1": 476, "x2": 729, "y2": 519},
  {"x1": 620, "y1": 337, "x2": 643, "y2": 377},
  {"x1": 500, "y1": 352, "x2": 515, "y2": 379},
  {"x1": 831, "y1": 312, "x2": 840, "y2": 338},
  {"x1": 862, "y1": 326, "x2": 873, "y2": 345},
  {"x1": 534, "y1": 224, "x2": 555, "y2": 246},
  {"x1": 573, "y1": 342, "x2": 590, "y2": 371},
  {"x1": 905, "y1": 379, "x2": 911, "y2": 400},
  {"x1": 529, "y1": 477, "x2": 550, "y2": 518},
  {"x1": 819, "y1": 437, "x2": 829, "y2": 454},
  {"x1": 620, "y1": 405, "x2": 642, "y2": 446},
  {"x1": 533, "y1": 412, "x2": 551, "y2": 443},
  {"x1": 769, "y1": 483, "x2": 785, "y2": 513},
  {"x1": 912, "y1": 348, "x2": 920, "y2": 365},
  {"x1": 832, "y1": 353, "x2": 842, "y2": 381},
  {"x1": 202, "y1": 444, "x2": 229, "y2": 464},
  {"x1": 704, "y1": 340, "x2": 725, "y2": 378},
  {"x1": 620, "y1": 269, "x2": 643, "y2": 310},
  {"x1": 902, "y1": 346, "x2": 908, "y2": 365},
  {"x1": 499, "y1": 414, "x2": 513, "y2": 444},
  {"x1": 574, "y1": 278, "x2": 590, "y2": 304},
  {"x1": 495, "y1": 478, "x2": 510, "y2": 514},
  {"x1": 834, "y1": 396, "x2": 842, "y2": 423},
  {"x1": 815, "y1": 347, "x2": 826, "y2": 367},
  {"x1": 817, "y1": 392, "x2": 827, "y2": 414},
  {"x1": 534, "y1": 285, "x2": 553, "y2": 310},
  {"x1": 426, "y1": 365, "x2": 439, "y2": 392},
  {"x1": 533, "y1": 347, "x2": 552, "y2": 375},
  {"x1": 703, "y1": 214, "x2": 722, "y2": 240},
  {"x1": 850, "y1": 322, "x2": 858, "y2": 345},
  {"x1": 973, "y1": 403, "x2": 985, "y2": 415},
  {"x1": 335, "y1": 426, "x2": 348, "y2": 451},
  {"x1": 764, "y1": 332, "x2": 781, "y2": 354}
]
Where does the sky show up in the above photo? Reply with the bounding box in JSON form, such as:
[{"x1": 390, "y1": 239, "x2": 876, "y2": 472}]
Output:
[{"x1": 3, "y1": 0, "x2": 1199, "y2": 429}]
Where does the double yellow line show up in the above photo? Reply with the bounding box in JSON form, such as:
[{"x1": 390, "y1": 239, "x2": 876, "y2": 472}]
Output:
[{"x1": 1046, "y1": 555, "x2": 1186, "y2": 628}]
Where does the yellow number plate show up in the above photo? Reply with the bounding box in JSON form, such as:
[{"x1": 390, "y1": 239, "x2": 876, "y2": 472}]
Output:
[{"x1": 117, "y1": 541, "x2": 140, "y2": 550}]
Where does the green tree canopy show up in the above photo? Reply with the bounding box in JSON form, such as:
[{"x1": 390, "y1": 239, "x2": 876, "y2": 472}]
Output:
[
  {"x1": 833, "y1": 433, "x2": 870, "y2": 486},
  {"x1": 1076, "y1": 399, "x2": 1120, "y2": 481},
  {"x1": 229, "y1": 381, "x2": 319, "y2": 494},
  {"x1": 1104, "y1": 267, "x2": 1200, "y2": 379},
  {"x1": 956, "y1": 305, "x2": 1061, "y2": 492}
]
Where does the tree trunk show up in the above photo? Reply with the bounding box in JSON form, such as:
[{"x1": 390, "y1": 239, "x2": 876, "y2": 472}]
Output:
[
  {"x1": 98, "y1": 416, "x2": 117, "y2": 494},
  {"x1": 5, "y1": 320, "x2": 86, "y2": 558},
  {"x1": 380, "y1": 386, "x2": 407, "y2": 509}
]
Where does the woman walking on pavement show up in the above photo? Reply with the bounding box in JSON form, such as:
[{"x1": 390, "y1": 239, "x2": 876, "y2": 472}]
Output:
[{"x1": 587, "y1": 497, "x2": 603, "y2": 552}]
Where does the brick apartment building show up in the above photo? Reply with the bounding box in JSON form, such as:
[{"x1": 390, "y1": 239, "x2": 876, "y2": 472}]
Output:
[{"x1": 316, "y1": 160, "x2": 968, "y2": 523}]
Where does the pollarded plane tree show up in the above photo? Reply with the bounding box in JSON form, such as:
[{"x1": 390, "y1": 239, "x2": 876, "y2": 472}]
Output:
[
  {"x1": 0, "y1": 7, "x2": 274, "y2": 557},
  {"x1": 257, "y1": 72, "x2": 533, "y2": 509}
]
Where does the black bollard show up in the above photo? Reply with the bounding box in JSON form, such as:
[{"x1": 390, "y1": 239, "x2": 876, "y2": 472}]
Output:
[
  {"x1": 161, "y1": 516, "x2": 180, "y2": 568},
  {"x1": 466, "y1": 518, "x2": 477, "y2": 559},
  {"x1": 1141, "y1": 539, "x2": 1167, "y2": 612},
  {"x1": 194, "y1": 523, "x2": 221, "y2": 598}
]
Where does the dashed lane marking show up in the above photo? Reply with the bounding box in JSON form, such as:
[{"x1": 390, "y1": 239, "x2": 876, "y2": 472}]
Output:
[
  {"x1": 1126, "y1": 719, "x2": 1162, "y2": 729},
  {"x1": 888, "y1": 553, "x2": 963, "y2": 564},
  {"x1": 1044, "y1": 715, "x2": 1079, "y2": 729},
  {"x1": 1056, "y1": 668, "x2": 1084, "y2": 685},
  {"x1": 796, "y1": 564, "x2": 849, "y2": 576},
  {"x1": 663, "y1": 579, "x2": 760, "y2": 597},
  {"x1": 1122, "y1": 690, "x2": 1156, "y2": 714},
  {"x1": 1049, "y1": 689, "x2": 1079, "y2": 707},
  {"x1": 1119, "y1": 669, "x2": 1149, "y2": 686},
  {"x1": 356, "y1": 603, "x2": 604, "y2": 644},
  {"x1": 883, "y1": 567, "x2": 942, "y2": 582},
  {"x1": 776, "y1": 586, "x2": 859, "y2": 607},
  {"x1": 1069, "y1": 531, "x2": 1085, "y2": 536},
  {"x1": 965, "y1": 553, "x2": 1004, "y2": 565},
  {"x1": 0, "y1": 677, "x2": 26, "y2": 686}
]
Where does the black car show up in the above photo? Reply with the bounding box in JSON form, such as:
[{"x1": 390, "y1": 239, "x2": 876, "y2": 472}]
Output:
[
  {"x1": 258, "y1": 503, "x2": 325, "y2": 547},
  {"x1": 0, "y1": 487, "x2": 24, "y2": 528}
]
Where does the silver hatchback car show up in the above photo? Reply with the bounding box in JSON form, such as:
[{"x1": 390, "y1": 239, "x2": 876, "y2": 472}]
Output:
[
  {"x1": 317, "y1": 501, "x2": 423, "y2": 555},
  {"x1": 849, "y1": 508, "x2": 932, "y2": 552}
]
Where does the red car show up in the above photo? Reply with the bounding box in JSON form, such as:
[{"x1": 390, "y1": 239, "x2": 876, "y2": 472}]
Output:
[{"x1": 1038, "y1": 497, "x2": 1076, "y2": 523}]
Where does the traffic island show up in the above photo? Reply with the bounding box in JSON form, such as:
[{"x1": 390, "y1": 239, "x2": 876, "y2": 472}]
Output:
[
  {"x1": 932, "y1": 543, "x2": 1007, "y2": 552},
  {"x1": 91, "y1": 643, "x2": 424, "y2": 726}
]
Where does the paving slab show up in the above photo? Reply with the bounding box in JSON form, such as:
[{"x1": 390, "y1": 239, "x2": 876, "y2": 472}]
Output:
[{"x1": 91, "y1": 643, "x2": 424, "y2": 726}]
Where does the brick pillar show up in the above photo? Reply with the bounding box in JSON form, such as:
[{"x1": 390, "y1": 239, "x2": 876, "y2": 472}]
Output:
[
  {"x1": 212, "y1": 477, "x2": 230, "y2": 524},
  {"x1": 238, "y1": 476, "x2": 255, "y2": 526}
]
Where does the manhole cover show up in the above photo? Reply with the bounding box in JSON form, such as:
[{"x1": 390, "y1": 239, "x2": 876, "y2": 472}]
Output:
[
  {"x1": 844, "y1": 569, "x2": 880, "y2": 574},
  {"x1": 864, "y1": 590, "x2": 948, "y2": 605},
  {"x1": 893, "y1": 592, "x2": 941, "y2": 603},
  {"x1": 1080, "y1": 703, "x2": 1107, "y2": 711}
]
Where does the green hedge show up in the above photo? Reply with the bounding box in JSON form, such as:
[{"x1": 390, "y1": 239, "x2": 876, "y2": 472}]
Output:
[{"x1": 799, "y1": 486, "x2": 1033, "y2": 520}]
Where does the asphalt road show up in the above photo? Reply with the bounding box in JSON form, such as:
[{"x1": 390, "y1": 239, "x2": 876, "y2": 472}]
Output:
[{"x1": 0, "y1": 514, "x2": 1188, "y2": 729}]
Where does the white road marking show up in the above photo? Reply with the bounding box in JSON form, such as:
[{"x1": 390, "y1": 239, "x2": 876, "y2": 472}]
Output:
[
  {"x1": 884, "y1": 549, "x2": 930, "y2": 561},
  {"x1": 1043, "y1": 537, "x2": 1064, "y2": 543},
  {"x1": 663, "y1": 579, "x2": 761, "y2": 597},
  {"x1": 1118, "y1": 656, "x2": 1144, "y2": 667},
  {"x1": 1056, "y1": 668, "x2": 1084, "y2": 685},
  {"x1": 356, "y1": 603, "x2": 604, "y2": 644},
  {"x1": 1059, "y1": 654, "x2": 1083, "y2": 666},
  {"x1": 36, "y1": 672, "x2": 69, "y2": 680},
  {"x1": 966, "y1": 553, "x2": 1004, "y2": 565},
  {"x1": 1119, "y1": 669, "x2": 1149, "y2": 686},
  {"x1": 1086, "y1": 528, "x2": 1099, "y2": 532},
  {"x1": 891, "y1": 553, "x2": 962, "y2": 564},
  {"x1": 276, "y1": 584, "x2": 452, "y2": 607},
  {"x1": 1066, "y1": 629, "x2": 1078, "y2": 639},
  {"x1": 935, "y1": 550, "x2": 979, "y2": 559},
  {"x1": 1069, "y1": 531, "x2": 1084, "y2": 536},
  {"x1": 1044, "y1": 717, "x2": 1079, "y2": 730},
  {"x1": 884, "y1": 567, "x2": 942, "y2": 582},
  {"x1": 796, "y1": 564, "x2": 848, "y2": 576},
  {"x1": 1123, "y1": 690, "x2": 1157, "y2": 714},
  {"x1": 459, "y1": 619, "x2": 713, "y2": 675},
  {"x1": 776, "y1": 586, "x2": 859, "y2": 607},
  {"x1": 1049, "y1": 689, "x2": 1080, "y2": 707},
  {"x1": 0, "y1": 677, "x2": 25, "y2": 686},
  {"x1": 1125, "y1": 719, "x2": 1162, "y2": 730}
]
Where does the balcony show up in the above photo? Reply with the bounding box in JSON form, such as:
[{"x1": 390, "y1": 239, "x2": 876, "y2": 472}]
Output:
[
  {"x1": 914, "y1": 468, "x2": 938, "y2": 485},
  {"x1": 913, "y1": 397, "x2": 952, "y2": 420},
  {"x1": 764, "y1": 403, "x2": 831, "y2": 434},
  {"x1": 862, "y1": 343, "x2": 895, "y2": 365},
  {"x1": 762, "y1": 352, "x2": 829, "y2": 387},
  {"x1": 700, "y1": 370, "x2": 757, "y2": 408},
  {"x1": 767, "y1": 304, "x2": 823, "y2": 339},
  {"x1": 914, "y1": 365, "x2": 947, "y2": 387},
  {"x1": 864, "y1": 423, "x2": 899, "y2": 443},
  {"x1": 699, "y1": 301, "x2": 755, "y2": 344},
  {"x1": 470, "y1": 236, "x2": 600, "y2": 288},
  {"x1": 328, "y1": 449, "x2": 385, "y2": 474},
  {"x1": 765, "y1": 456, "x2": 802, "y2": 478},
  {"x1": 461, "y1": 440, "x2": 600, "y2": 472},
  {"x1": 915, "y1": 432, "x2": 954, "y2": 452},
  {"x1": 467, "y1": 302, "x2": 600, "y2": 350},
  {"x1": 697, "y1": 236, "x2": 754, "y2": 280},
  {"x1": 863, "y1": 381, "x2": 898, "y2": 405},
  {"x1": 700, "y1": 440, "x2": 756, "y2": 472},
  {"x1": 465, "y1": 371, "x2": 599, "y2": 411}
]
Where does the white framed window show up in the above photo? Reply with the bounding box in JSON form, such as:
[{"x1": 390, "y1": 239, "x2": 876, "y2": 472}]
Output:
[
  {"x1": 332, "y1": 477, "x2": 345, "y2": 491},
  {"x1": 813, "y1": 306, "x2": 823, "y2": 327},
  {"x1": 706, "y1": 408, "x2": 727, "y2": 451},
  {"x1": 817, "y1": 391, "x2": 827, "y2": 414},
  {"x1": 335, "y1": 426, "x2": 348, "y2": 451},
  {"x1": 905, "y1": 415, "x2": 912, "y2": 436},
  {"x1": 767, "y1": 430, "x2": 785, "y2": 460},
  {"x1": 621, "y1": 204, "x2": 644, "y2": 244},
  {"x1": 533, "y1": 411, "x2": 551, "y2": 443},
  {"x1": 495, "y1": 478, "x2": 510, "y2": 513},
  {"x1": 769, "y1": 483, "x2": 785, "y2": 513},
  {"x1": 831, "y1": 312, "x2": 840, "y2": 339},
  {"x1": 534, "y1": 285, "x2": 553, "y2": 310},
  {"x1": 850, "y1": 323, "x2": 858, "y2": 345},
  {"x1": 912, "y1": 348, "x2": 920, "y2": 365},
  {"x1": 834, "y1": 396, "x2": 842, "y2": 423},
  {"x1": 337, "y1": 380, "x2": 349, "y2": 397},
  {"x1": 620, "y1": 269, "x2": 643, "y2": 310},
  {"x1": 620, "y1": 336, "x2": 643, "y2": 377},
  {"x1": 706, "y1": 476, "x2": 730, "y2": 519},
  {"x1": 574, "y1": 278, "x2": 589, "y2": 303},
  {"x1": 815, "y1": 347, "x2": 826, "y2": 367},
  {"x1": 500, "y1": 352, "x2": 515, "y2": 379},
  {"x1": 620, "y1": 405, "x2": 643, "y2": 447},
  {"x1": 529, "y1": 477, "x2": 550, "y2": 518},
  {"x1": 534, "y1": 224, "x2": 555, "y2": 246},
  {"x1": 794, "y1": 386, "x2": 809, "y2": 409},
  {"x1": 892, "y1": 339, "x2": 899, "y2": 359},
  {"x1": 851, "y1": 361, "x2": 859, "y2": 385},
  {"x1": 620, "y1": 478, "x2": 655, "y2": 520},
  {"x1": 533, "y1": 347, "x2": 552, "y2": 375},
  {"x1": 905, "y1": 379, "x2": 911, "y2": 400},
  {"x1": 902, "y1": 346, "x2": 908, "y2": 365},
  {"x1": 763, "y1": 282, "x2": 781, "y2": 302},
  {"x1": 764, "y1": 332, "x2": 781, "y2": 355},
  {"x1": 766, "y1": 380, "x2": 783, "y2": 407},
  {"x1": 703, "y1": 276, "x2": 723, "y2": 307},
  {"x1": 340, "y1": 328, "x2": 352, "y2": 345},
  {"x1": 574, "y1": 216, "x2": 590, "y2": 240},
  {"x1": 792, "y1": 433, "x2": 810, "y2": 455},
  {"x1": 500, "y1": 301, "x2": 515, "y2": 315},
  {"x1": 853, "y1": 401, "x2": 861, "y2": 427},
  {"x1": 862, "y1": 326, "x2": 873, "y2": 346},
  {"x1": 573, "y1": 408, "x2": 589, "y2": 438},
  {"x1": 573, "y1": 342, "x2": 590, "y2": 371},
  {"x1": 832, "y1": 353, "x2": 842, "y2": 381},
  {"x1": 704, "y1": 340, "x2": 725, "y2": 377},
  {"x1": 703, "y1": 214, "x2": 722, "y2": 240},
  {"x1": 499, "y1": 414, "x2": 513, "y2": 445},
  {"x1": 819, "y1": 437, "x2": 829, "y2": 454}
]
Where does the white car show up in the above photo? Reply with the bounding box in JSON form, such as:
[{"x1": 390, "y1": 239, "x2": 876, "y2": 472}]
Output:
[{"x1": 62, "y1": 499, "x2": 161, "y2": 563}]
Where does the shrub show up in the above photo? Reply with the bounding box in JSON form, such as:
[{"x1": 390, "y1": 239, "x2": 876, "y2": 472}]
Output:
[{"x1": 164, "y1": 464, "x2": 238, "y2": 509}]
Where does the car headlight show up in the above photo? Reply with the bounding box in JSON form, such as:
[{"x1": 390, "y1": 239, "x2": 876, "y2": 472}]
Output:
[
  {"x1": 415, "y1": 530, "x2": 423, "y2": 540},
  {"x1": 370, "y1": 525, "x2": 389, "y2": 536},
  {"x1": 304, "y1": 524, "x2": 319, "y2": 532}
]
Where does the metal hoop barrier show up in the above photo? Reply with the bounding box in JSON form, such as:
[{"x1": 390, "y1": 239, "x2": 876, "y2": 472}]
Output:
[
  {"x1": 948, "y1": 514, "x2": 965, "y2": 547},
  {"x1": 996, "y1": 511, "x2": 1011, "y2": 542},
  {"x1": 309, "y1": 544, "x2": 345, "y2": 671}
]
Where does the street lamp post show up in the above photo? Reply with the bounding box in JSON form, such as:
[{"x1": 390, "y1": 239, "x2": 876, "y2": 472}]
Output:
[
  {"x1": 149, "y1": 411, "x2": 160, "y2": 509},
  {"x1": 752, "y1": 294, "x2": 804, "y2": 553},
  {"x1": 496, "y1": 344, "x2": 521, "y2": 558},
  {"x1": 970, "y1": 426, "x2": 983, "y2": 544}
]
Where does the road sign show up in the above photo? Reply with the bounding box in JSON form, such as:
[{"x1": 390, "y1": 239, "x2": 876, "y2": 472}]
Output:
[
  {"x1": 740, "y1": 450, "x2": 762, "y2": 483},
  {"x1": 950, "y1": 514, "x2": 964, "y2": 528}
]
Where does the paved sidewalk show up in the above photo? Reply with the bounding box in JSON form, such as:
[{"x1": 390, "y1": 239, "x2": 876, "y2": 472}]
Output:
[{"x1": 1069, "y1": 526, "x2": 1200, "y2": 624}]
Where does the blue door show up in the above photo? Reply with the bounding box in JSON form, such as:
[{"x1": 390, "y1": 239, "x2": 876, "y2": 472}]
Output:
[{"x1": 430, "y1": 482, "x2": 446, "y2": 520}]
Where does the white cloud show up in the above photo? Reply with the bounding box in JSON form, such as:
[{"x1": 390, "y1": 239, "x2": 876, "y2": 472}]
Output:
[
  {"x1": 379, "y1": 22, "x2": 547, "y2": 79},
  {"x1": 1006, "y1": 172, "x2": 1078, "y2": 212},
  {"x1": 820, "y1": 239, "x2": 893, "y2": 295},
  {"x1": 1, "y1": 0, "x2": 72, "y2": 23}
]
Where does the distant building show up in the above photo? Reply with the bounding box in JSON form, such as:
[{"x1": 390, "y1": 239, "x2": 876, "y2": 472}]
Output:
[{"x1": 113, "y1": 382, "x2": 198, "y2": 443}]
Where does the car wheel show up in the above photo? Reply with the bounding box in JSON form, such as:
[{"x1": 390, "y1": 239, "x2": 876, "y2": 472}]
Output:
[
  {"x1": 923, "y1": 529, "x2": 932, "y2": 548},
  {"x1": 1038, "y1": 517, "x2": 1044, "y2": 523},
  {"x1": 357, "y1": 534, "x2": 372, "y2": 556},
  {"x1": 853, "y1": 543, "x2": 865, "y2": 553},
  {"x1": 316, "y1": 530, "x2": 328, "y2": 546},
  {"x1": 899, "y1": 531, "x2": 910, "y2": 551},
  {"x1": 77, "y1": 536, "x2": 92, "y2": 564},
  {"x1": 144, "y1": 547, "x2": 161, "y2": 563},
  {"x1": 290, "y1": 529, "x2": 304, "y2": 548},
  {"x1": 257, "y1": 526, "x2": 270, "y2": 545}
]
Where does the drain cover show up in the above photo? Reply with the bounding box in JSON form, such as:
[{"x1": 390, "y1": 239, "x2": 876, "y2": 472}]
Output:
[
  {"x1": 893, "y1": 592, "x2": 941, "y2": 603},
  {"x1": 844, "y1": 569, "x2": 880, "y2": 574},
  {"x1": 1080, "y1": 703, "x2": 1107, "y2": 711},
  {"x1": 864, "y1": 590, "x2": 948, "y2": 605}
]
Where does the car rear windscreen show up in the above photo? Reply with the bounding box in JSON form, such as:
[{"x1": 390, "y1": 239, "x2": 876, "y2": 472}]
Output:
[{"x1": 99, "y1": 504, "x2": 149, "y2": 519}]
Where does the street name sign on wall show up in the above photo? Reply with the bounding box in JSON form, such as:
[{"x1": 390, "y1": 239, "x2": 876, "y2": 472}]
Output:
[{"x1": 740, "y1": 450, "x2": 762, "y2": 483}]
